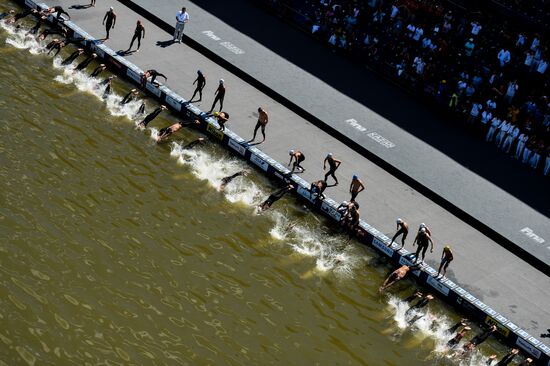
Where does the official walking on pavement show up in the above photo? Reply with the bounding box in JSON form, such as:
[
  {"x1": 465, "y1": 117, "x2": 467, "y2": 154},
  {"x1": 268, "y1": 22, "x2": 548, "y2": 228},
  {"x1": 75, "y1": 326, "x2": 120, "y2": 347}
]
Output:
[
  {"x1": 102, "y1": 7, "x2": 116, "y2": 40},
  {"x1": 173, "y1": 7, "x2": 189, "y2": 43}
]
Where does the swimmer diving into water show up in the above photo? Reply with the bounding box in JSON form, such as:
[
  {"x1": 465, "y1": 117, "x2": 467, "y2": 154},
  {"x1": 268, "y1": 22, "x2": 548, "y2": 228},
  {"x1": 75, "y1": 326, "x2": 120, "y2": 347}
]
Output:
[
  {"x1": 75, "y1": 52, "x2": 97, "y2": 71},
  {"x1": 219, "y1": 171, "x2": 247, "y2": 192},
  {"x1": 120, "y1": 88, "x2": 139, "y2": 105},
  {"x1": 155, "y1": 120, "x2": 200, "y2": 142},
  {"x1": 379, "y1": 264, "x2": 419, "y2": 292},
  {"x1": 259, "y1": 184, "x2": 294, "y2": 212},
  {"x1": 137, "y1": 105, "x2": 167, "y2": 129},
  {"x1": 61, "y1": 48, "x2": 84, "y2": 65},
  {"x1": 90, "y1": 64, "x2": 106, "y2": 78}
]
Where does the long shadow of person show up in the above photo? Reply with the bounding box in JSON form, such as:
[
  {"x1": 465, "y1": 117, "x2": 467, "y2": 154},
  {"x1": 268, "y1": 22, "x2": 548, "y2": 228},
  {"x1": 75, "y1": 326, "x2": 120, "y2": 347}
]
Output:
[
  {"x1": 69, "y1": 4, "x2": 92, "y2": 9},
  {"x1": 156, "y1": 39, "x2": 175, "y2": 48}
]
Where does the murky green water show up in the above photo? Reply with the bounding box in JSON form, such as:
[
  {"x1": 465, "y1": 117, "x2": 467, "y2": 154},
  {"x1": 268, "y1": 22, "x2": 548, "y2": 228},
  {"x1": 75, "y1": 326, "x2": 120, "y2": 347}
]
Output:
[{"x1": 0, "y1": 9, "x2": 510, "y2": 366}]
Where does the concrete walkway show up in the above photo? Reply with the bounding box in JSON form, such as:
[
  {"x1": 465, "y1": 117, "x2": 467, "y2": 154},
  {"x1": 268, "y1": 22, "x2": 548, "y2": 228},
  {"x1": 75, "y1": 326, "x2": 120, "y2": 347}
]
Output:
[{"x1": 41, "y1": 0, "x2": 550, "y2": 344}]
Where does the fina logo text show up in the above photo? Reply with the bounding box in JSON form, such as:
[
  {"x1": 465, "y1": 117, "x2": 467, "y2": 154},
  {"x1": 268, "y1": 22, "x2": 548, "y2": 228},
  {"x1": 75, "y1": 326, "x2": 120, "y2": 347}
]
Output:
[{"x1": 520, "y1": 227, "x2": 545, "y2": 244}]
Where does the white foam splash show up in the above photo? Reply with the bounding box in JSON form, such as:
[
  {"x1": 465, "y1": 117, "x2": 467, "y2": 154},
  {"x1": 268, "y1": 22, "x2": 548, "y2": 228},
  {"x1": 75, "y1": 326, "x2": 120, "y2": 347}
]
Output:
[
  {"x1": 387, "y1": 296, "x2": 490, "y2": 366},
  {"x1": 51, "y1": 57, "x2": 142, "y2": 122},
  {"x1": 170, "y1": 143, "x2": 263, "y2": 206},
  {"x1": 1, "y1": 19, "x2": 43, "y2": 54},
  {"x1": 273, "y1": 219, "x2": 362, "y2": 278}
]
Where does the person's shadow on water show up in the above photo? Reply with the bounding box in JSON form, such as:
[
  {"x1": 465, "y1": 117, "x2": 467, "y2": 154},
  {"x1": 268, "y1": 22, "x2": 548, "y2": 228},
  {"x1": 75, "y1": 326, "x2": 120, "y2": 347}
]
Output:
[
  {"x1": 69, "y1": 4, "x2": 92, "y2": 9},
  {"x1": 156, "y1": 40, "x2": 175, "y2": 48}
]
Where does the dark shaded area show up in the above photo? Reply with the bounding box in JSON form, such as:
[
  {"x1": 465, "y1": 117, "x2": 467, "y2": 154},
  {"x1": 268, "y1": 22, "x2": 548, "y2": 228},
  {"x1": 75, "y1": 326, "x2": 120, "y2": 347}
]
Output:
[
  {"x1": 187, "y1": 0, "x2": 549, "y2": 217},
  {"x1": 68, "y1": 4, "x2": 92, "y2": 9},
  {"x1": 156, "y1": 39, "x2": 175, "y2": 47}
]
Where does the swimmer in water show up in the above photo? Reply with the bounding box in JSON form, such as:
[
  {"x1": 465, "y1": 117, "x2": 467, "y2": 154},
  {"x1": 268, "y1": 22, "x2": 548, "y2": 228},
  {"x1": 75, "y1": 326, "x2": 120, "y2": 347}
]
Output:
[
  {"x1": 46, "y1": 38, "x2": 65, "y2": 56},
  {"x1": 183, "y1": 137, "x2": 207, "y2": 149},
  {"x1": 470, "y1": 324, "x2": 498, "y2": 347},
  {"x1": 137, "y1": 105, "x2": 167, "y2": 129},
  {"x1": 259, "y1": 184, "x2": 294, "y2": 212},
  {"x1": 134, "y1": 102, "x2": 146, "y2": 117},
  {"x1": 447, "y1": 318, "x2": 468, "y2": 334},
  {"x1": 283, "y1": 221, "x2": 297, "y2": 234},
  {"x1": 120, "y1": 88, "x2": 139, "y2": 105},
  {"x1": 27, "y1": 16, "x2": 45, "y2": 35},
  {"x1": 405, "y1": 293, "x2": 434, "y2": 324},
  {"x1": 379, "y1": 264, "x2": 419, "y2": 292},
  {"x1": 37, "y1": 27, "x2": 67, "y2": 40},
  {"x1": 101, "y1": 76, "x2": 115, "y2": 98},
  {"x1": 491, "y1": 348, "x2": 519, "y2": 365},
  {"x1": 61, "y1": 48, "x2": 84, "y2": 65},
  {"x1": 0, "y1": 10, "x2": 15, "y2": 21},
  {"x1": 6, "y1": 8, "x2": 37, "y2": 24},
  {"x1": 90, "y1": 64, "x2": 107, "y2": 78},
  {"x1": 155, "y1": 119, "x2": 200, "y2": 143},
  {"x1": 75, "y1": 52, "x2": 97, "y2": 71},
  {"x1": 219, "y1": 171, "x2": 247, "y2": 192},
  {"x1": 390, "y1": 218, "x2": 409, "y2": 248},
  {"x1": 447, "y1": 326, "x2": 471, "y2": 349},
  {"x1": 141, "y1": 69, "x2": 167, "y2": 88}
]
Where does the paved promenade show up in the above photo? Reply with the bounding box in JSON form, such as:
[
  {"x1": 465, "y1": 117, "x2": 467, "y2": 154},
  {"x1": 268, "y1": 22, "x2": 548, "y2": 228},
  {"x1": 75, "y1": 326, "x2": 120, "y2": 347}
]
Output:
[
  {"x1": 125, "y1": 0, "x2": 550, "y2": 271},
  {"x1": 39, "y1": 0, "x2": 550, "y2": 345}
]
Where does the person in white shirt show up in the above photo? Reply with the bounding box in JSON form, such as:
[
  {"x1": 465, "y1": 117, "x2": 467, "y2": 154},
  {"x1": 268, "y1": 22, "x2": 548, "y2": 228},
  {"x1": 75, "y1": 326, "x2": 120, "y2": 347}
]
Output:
[
  {"x1": 413, "y1": 27, "x2": 424, "y2": 41},
  {"x1": 390, "y1": 4, "x2": 398, "y2": 19},
  {"x1": 522, "y1": 137, "x2": 533, "y2": 163},
  {"x1": 524, "y1": 51, "x2": 534, "y2": 71},
  {"x1": 413, "y1": 57, "x2": 425, "y2": 75},
  {"x1": 486, "y1": 117, "x2": 501, "y2": 142},
  {"x1": 497, "y1": 48, "x2": 511, "y2": 67},
  {"x1": 503, "y1": 80, "x2": 518, "y2": 105},
  {"x1": 173, "y1": 7, "x2": 189, "y2": 43},
  {"x1": 486, "y1": 99, "x2": 497, "y2": 111},
  {"x1": 529, "y1": 143, "x2": 542, "y2": 169},
  {"x1": 480, "y1": 110, "x2": 492, "y2": 132},
  {"x1": 422, "y1": 37, "x2": 432, "y2": 49},
  {"x1": 536, "y1": 59, "x2": 547, "y2": 74},
  {"x1": 406, "y1": 24, "x2": 416, "y2": 38},
  {"x1": 495, "y1": 120, "x2": 510, "y2": 147},
  {"x1": 515, "y1": 133, "x2": 528, "y2": 159},
  {"x1": 470, "y1": 21, "x2": 482, "y2": 36},
  {"x1": 502, "y1": 125, "x2": 519, "y2": 152},
  {"x1": 530, "y1": 36, "x2": 539, "y2": 51},
  {"x1": 544, "y1": 149, "x2": 550, "y2": 176},
  {"x1": 468, "y1": 102, "x2": 482, "y2": 124},
  {"x1": 516, "y1": 33, "x2": 525, "y2": 48}
]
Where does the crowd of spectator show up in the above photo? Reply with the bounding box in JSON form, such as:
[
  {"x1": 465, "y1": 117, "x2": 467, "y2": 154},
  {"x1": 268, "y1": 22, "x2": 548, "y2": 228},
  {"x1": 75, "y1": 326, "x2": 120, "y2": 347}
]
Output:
[{"x1": 258, "y1": 0, "x2": 550, "y2": 176}]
